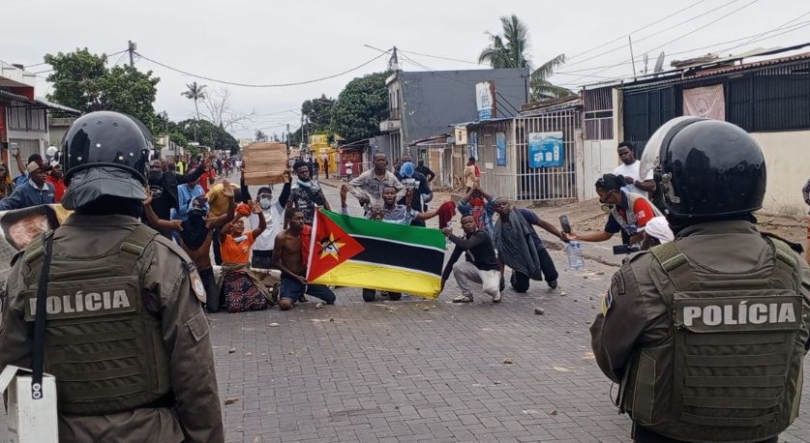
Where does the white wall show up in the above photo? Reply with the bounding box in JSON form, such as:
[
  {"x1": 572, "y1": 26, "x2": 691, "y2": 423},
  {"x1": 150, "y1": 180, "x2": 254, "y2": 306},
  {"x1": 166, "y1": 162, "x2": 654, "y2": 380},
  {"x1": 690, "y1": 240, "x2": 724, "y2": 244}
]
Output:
[{"x1": 752, "y1": 130, "x2": 810, "y2": 218}]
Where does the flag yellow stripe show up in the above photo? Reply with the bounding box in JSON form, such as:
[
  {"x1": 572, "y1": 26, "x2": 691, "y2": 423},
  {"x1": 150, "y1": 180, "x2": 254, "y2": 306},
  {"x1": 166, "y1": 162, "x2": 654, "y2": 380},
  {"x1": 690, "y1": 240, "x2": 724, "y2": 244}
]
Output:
[{"x1": 311, "y1": 261, "x2": 440, "y2": 299}]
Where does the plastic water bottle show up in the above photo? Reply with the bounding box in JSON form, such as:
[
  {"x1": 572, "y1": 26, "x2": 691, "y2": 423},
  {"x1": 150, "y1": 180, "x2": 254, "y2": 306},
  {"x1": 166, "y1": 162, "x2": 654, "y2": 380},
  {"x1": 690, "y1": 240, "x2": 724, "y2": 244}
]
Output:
[{"x1": 566, "y1": 240, "x2": 585, "y2": 271}]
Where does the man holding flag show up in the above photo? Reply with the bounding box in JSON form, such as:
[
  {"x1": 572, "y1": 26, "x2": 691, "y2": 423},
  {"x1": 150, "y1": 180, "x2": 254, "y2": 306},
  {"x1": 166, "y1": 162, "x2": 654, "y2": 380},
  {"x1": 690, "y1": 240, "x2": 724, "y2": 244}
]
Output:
[{"x1": 273, "y1": 208, "x2": 337, "y2": 311}]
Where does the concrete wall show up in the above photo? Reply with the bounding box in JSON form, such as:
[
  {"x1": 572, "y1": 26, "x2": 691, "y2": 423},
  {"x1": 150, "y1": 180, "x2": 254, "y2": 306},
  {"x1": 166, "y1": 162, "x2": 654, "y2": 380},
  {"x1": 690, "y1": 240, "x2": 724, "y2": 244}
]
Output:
[
  {"x1": 399, "y1": 68, "x2": 528, "y2": 145},
  {"x1": 752, "y1": 130, "x2": 810, "y2": 217}
]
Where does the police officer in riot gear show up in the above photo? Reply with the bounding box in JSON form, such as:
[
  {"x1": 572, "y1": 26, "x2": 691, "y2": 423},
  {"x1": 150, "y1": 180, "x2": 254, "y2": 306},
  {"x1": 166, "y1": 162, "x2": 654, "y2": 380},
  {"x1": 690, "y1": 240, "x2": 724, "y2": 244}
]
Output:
[
  {"x1": 590, "y1": 116, "x2": 810, "y2": 443},
  {"x1": 0, "y1": 111, "x2": 225, "y2": 442}
]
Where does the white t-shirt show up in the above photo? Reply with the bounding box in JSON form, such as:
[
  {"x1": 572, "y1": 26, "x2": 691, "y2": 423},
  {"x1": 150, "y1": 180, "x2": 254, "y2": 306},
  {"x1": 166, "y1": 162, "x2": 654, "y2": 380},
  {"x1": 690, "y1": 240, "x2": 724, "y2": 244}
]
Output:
[
  {"x1": 345, "y1": 162, "x2": 353, "y2": 173},
  {"x1": 613, "y1": 160, "x2": 652, "y2": 195},
  {"x1": 249, "y1": 199, "x2": 285, "y2": 252}
]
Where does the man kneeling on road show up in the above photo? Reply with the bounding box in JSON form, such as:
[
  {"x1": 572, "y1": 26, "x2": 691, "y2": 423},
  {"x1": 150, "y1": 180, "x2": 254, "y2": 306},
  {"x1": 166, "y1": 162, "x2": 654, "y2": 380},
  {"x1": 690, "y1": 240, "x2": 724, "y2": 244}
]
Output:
[
  {"x1": 440, "y1": 215, "x2": 501, "y2": 303},
  {"x1": 273, "y1": 208, "x2": 337, "y2": 310}
]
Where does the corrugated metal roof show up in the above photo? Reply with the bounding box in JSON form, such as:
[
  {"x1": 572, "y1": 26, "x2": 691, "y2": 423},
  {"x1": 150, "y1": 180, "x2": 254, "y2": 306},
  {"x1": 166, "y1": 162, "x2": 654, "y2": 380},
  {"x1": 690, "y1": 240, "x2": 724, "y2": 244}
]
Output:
[
  {"x1": 694, "y1": 51, "x2": 810, "y2": 77},
  {"x1": 35, "y1": 96, "x2": 81, "y2": 114},
  {"x1": 0, "y1": 89, "x2": 31, "y2": 103}
]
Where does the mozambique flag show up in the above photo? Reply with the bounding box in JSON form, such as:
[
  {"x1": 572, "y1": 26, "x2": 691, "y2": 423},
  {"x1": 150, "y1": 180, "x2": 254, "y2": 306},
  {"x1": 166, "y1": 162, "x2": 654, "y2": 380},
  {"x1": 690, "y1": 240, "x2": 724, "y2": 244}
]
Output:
[{"x1": 306, "y1": 208, "x2": 446, "y2": 298}]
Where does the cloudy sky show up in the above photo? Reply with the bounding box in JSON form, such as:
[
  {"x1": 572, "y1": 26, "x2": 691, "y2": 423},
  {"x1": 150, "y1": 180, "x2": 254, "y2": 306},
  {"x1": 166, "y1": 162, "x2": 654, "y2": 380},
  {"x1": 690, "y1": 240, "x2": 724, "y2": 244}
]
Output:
[{"x1": 2, "y1": 0, "x2": 807, "y2": 139}]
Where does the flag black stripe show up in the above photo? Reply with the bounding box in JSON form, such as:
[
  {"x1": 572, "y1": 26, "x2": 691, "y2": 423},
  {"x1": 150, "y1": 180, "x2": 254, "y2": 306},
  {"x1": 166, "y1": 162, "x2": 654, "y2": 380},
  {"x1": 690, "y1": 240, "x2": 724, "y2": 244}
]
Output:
[{"x1": 351, "y1": 237, "x2": 444, "y2": 276}]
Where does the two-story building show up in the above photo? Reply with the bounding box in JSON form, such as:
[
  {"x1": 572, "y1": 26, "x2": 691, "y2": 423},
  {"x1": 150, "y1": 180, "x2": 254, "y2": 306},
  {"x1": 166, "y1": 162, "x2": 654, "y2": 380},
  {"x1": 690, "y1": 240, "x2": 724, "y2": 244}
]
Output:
[
  {"x1": 379, "y1": 68, "x2": 530, "y2": 161},
  {"x1": 0, "y1": 61, "x2": 79, "y2": 178}
]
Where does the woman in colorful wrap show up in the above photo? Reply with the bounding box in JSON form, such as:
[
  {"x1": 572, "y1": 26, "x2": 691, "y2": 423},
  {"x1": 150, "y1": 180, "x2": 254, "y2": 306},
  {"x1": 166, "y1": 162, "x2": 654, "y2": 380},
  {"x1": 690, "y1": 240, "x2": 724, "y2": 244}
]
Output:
[{"x1": 219, "y1": 200, "x2": 272, "y2": 312}]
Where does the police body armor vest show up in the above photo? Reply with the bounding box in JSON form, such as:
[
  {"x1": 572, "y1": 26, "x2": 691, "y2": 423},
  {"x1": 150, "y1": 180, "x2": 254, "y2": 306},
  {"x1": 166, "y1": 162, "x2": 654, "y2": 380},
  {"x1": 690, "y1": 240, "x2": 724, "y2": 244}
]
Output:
[
  {"x1": 22, "y1": 224, "x2": 172, "y2": 416},
  {"x1": 619, "y1": 238, "x2": 809, "y2": 442}
]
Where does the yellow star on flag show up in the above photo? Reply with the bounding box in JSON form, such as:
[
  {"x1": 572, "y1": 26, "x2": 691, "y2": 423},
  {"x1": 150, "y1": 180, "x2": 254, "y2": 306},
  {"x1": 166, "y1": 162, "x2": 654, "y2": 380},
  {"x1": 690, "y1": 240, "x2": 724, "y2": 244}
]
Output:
[{"x1": 319, "y1": 233, "x2": 345, "y2": 260}]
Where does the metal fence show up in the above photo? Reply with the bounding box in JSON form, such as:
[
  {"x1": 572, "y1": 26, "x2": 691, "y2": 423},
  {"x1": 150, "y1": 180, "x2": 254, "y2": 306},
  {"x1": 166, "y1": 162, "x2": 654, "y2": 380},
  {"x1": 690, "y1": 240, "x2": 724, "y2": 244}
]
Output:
[{"x1": 472, "y1": 109, "x2": 580, "y2": 203}]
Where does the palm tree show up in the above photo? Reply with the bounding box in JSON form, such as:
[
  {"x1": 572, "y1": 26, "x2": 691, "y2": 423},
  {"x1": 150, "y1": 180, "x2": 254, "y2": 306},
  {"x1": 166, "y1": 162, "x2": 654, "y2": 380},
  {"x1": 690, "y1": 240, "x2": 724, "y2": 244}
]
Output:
[
  {"x1": 478, "y1": 15, "x2": 531, "y2": 69},
  {"x1": 181, "y1": 82, "x2": 207, "y2": 142},
  {"x1": 480, "y1": 15, "x2": 572, "y2": 102},
  {"x1": 530, "y1": 54, "x2": 573, "y2": 101}
]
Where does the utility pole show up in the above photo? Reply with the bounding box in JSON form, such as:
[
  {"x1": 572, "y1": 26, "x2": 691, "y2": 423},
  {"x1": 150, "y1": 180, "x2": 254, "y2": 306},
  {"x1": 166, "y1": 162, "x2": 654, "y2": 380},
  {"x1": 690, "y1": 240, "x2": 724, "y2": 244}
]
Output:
[
  {"x1": 286, "y1": 124, "x2": 290, "y2": 148},
  {"x1": 628, "y1": 36, "x2": 637, "y2": 81},
  {"x1": 128, "y1": 40, "x2": 137, "y2": 67}
]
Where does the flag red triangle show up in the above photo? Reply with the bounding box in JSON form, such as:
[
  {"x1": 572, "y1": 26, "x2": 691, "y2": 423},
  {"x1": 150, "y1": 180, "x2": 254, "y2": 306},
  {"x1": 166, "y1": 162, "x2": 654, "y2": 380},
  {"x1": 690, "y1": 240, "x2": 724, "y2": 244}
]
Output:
[{"x1": 307, "y1": 210, "x2": 365, "y2": 281}]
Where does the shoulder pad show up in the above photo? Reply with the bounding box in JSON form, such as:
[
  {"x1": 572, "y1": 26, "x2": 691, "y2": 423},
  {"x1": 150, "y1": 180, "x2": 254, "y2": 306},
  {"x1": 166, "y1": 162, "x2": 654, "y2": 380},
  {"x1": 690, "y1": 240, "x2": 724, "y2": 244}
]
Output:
[
  {"x1": 152, "y1": 234, "x2": 193, "y2": 264},
  {"x1": 10, "y1": 250, "x2": 24, "y2": 267},
  {"x1": 626, "y1": 249, "x2": 652, "y2": 264},
  {"x1": 761, "y1": 231, "x2": 804, "y2": 254}
]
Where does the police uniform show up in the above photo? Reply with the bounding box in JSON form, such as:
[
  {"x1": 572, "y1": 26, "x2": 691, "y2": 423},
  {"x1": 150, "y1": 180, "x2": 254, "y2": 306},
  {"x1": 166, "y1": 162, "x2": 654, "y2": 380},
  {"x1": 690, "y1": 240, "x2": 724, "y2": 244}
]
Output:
[
  {"x1": 590, "y1": 117, "x2": 810, "y2": 443},
  {"x1": 0, "y1": 111, "x2": 224, "y2": 442}
]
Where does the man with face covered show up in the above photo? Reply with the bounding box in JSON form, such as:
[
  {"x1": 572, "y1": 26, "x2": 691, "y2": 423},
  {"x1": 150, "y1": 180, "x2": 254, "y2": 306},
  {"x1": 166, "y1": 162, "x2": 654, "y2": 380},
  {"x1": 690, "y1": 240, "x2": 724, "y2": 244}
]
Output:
[
  {"x1": 0, "y1": 160, "x2": 55, "y2": 210},
  {"x1": 240, "y1": 166, "x2": 292, "y2": 270},
  {"x1": 286, "y1": 159, "x2": 330, "y2": 226},
  {"x1": 143, "y1": 192, "x2": 236, "y2": 313}
]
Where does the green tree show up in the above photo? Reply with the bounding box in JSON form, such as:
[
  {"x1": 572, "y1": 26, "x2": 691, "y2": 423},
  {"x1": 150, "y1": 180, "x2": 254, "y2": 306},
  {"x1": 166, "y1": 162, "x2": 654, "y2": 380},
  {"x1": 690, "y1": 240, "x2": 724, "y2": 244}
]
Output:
[
  {"x1": 530, "y1": 55, "x2": 572, "y2": 101},
  {"x1": 302, "y1": 94, "x2": 335, "y2": 130},
  {"x1": 176, "y1": 119, "x2": 238, "y2": 151},
  {"x1": 97, "y1": 65, "x2": 160, "y2": 129},
  {"x1": 479, "y1": 15, "x2": 571, "y2": 101},
  {"x1": 479, "y1": 15, "x2": 531, "y2": 69},
  {"x1": 255, "y1": 130, "x2": 268, "y2": 142},
  {"x1": 330, "y1": 72, "x2": 389, "y2": 143},
  {"x1": 44, "y1": 49, "x2": 160, "y2": 120},
  {"x1": 181, "y1": 82, "x2": 207, "y2": 142}
]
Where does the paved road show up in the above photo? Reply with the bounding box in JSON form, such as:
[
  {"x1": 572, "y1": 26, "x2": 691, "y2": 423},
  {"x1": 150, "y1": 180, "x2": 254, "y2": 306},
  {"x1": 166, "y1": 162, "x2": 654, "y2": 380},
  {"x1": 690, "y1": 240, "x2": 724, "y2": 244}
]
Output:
[{"x1": 2, "y1": 179, "x2": 810, "y2": 442}]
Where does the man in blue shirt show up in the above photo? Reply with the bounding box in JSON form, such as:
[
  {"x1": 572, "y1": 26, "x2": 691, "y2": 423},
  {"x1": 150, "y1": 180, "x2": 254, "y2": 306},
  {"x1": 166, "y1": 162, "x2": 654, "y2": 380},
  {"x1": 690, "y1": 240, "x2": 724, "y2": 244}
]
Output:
[
  {"x1": 175, "y1": 177, "x2": 206, "y2": 222},
  {"x1": 0, "y1": 160, "x2": 55, "y2": 210}
]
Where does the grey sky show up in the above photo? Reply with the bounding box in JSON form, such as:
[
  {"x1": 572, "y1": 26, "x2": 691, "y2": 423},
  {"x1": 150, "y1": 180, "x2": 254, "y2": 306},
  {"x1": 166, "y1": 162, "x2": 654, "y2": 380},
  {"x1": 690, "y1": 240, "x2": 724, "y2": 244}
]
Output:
[{"x1": 2, "y1": 0, "x2": 807, "y2": 139}]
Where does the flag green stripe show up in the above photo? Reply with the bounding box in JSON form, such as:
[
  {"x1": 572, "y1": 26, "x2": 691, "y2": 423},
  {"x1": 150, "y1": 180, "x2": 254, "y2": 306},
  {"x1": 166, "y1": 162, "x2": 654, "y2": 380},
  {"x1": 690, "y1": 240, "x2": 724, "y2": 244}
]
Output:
[{"x1": 322, "y1": 209, "x2": 446, "y2": 248}]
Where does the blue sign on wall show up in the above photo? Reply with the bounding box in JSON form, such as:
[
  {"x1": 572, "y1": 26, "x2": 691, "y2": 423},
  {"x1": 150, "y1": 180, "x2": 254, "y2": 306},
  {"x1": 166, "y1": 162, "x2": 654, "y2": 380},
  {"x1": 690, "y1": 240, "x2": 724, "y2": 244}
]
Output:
[
  {"x1": 496, "y1": 132, "x2": 507, "y2": 167},
  {"x1": 528, "y1": 132, "x2": 564, "y2": 168}
]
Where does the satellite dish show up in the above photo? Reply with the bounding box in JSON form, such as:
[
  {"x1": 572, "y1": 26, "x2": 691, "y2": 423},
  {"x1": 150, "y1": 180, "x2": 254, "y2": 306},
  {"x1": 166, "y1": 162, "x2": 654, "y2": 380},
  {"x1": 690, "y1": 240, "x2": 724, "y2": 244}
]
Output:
[
  {"x1": 653, "y1": 52, "x2": 665, "y2": 77},
  {"x1": 643, "y1": 53, "x2": 649, "y2": 74}
]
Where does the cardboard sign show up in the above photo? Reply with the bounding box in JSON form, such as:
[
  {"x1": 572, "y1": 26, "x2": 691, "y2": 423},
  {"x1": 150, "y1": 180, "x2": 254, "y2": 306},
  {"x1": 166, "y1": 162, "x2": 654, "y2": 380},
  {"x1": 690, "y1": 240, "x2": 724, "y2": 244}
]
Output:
[{"x1": 242, "y1": 142, "x2": 288, "y2": 185}]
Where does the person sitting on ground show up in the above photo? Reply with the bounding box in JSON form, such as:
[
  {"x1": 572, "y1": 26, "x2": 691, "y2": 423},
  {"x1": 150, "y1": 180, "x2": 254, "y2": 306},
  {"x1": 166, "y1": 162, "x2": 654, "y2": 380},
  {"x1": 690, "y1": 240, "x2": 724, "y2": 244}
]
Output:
[
  {"x1": 143, "y1": 192, "x2": 236, "y2": 313},
  {"x1": 492, "y1": 198, "x2": 566, "y2": 292},
  {"x1": 348, "y1": 152, "x2": 404, "y2": 212},
  {"x1": 457, "y1": 183, "x2": 496, "y2": 236},
  {"x1": 273, "y1": 209, "x2": 337, "y2": 310},
  {"x1": 0, "y1": 159, "x2": 55, "y2": 210},
  {"x1": 341, "y1": 184, "x2": 442, "y2": 302},
  {"x1": 218, "y1": 201, "x2": 272, "y2": 312},
  {"x1": 287, "y1": 159, "x2": 330, "y2": 226},
  {"x1": 642, "y1": 216, "x2": 674, "y2": 249},
  {"x1": 207, "y1": 178, "x2": 243, "y2": 265},
  {"x1": 564, "y1": 173, "x2": 661, "y2": 247},
  {"x1": 440, "y1": 214, "x2": 501, "y2": 304}
]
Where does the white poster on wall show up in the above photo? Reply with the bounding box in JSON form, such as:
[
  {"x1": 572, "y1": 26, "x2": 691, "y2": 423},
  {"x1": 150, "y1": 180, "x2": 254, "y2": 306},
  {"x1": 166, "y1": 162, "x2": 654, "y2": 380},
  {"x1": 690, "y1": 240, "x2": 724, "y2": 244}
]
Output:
[{"x1": 683, "y1": 84, "x2": 725, "y2": 120}]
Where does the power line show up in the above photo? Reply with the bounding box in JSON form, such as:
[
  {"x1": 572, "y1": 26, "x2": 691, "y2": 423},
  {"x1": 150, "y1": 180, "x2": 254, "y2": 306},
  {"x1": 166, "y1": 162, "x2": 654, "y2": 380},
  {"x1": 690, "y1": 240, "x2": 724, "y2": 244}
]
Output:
[
  {"x1": 555, "y1": 18, "x2": 810, "y2": 77},
  {"x1": 564, "y1": 0, "x2": 744, "y2": 70},
  {"x1": 398, "y1": 49, "x2": 483, "y2": 66},
  {"x1": 564, "y1": 0, "x2": 761, "y2": 85},
  {"x1": 135, "y1": 50, "x2": 391, "y2": 88},
  {"x1": 566, "y1": 0, "x2": 709, "y2": 61}
]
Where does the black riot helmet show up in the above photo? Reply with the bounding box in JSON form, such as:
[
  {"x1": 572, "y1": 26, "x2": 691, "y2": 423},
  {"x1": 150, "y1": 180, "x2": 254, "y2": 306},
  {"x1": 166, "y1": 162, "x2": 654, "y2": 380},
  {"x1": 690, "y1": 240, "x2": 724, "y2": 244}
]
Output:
[
  {"x1": 640, "y1": 117, "x2": 766, "y2": 223},
  {"x1": 60, "y1": 111, "x2": 150, "y2": 210}
]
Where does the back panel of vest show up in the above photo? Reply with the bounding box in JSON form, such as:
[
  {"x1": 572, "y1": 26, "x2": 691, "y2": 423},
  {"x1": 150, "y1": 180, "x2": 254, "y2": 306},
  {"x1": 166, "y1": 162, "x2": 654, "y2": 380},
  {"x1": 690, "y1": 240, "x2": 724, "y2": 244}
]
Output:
[
  {"x1": 22, "y1": 225, "x2": 170, "y2": 415},
  {"x1": 642, "y1": 240, "x2": 808, "y2": 441}
]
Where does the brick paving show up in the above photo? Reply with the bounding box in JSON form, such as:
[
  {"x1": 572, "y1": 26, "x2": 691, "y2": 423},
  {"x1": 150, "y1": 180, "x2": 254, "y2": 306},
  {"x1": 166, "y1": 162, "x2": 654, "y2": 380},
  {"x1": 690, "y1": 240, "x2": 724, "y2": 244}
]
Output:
[{"x1": 1, "y1": 181, "x2": 810, "y2": 442}]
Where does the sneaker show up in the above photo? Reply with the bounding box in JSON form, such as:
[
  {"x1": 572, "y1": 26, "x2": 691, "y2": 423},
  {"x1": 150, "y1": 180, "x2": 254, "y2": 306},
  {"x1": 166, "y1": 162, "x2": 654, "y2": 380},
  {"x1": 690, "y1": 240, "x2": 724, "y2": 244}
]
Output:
[
  {"x1": 492, "y1": 292, "x2": 502, "y2": 303},
  {"x1": 298, "y1": 294, "x2": 309, "y2": 303},
  {"x1": 548, "y1": 280, "x2": 558, "y2": 290},
  {"x1": 452, "y1": 294, "x2": 474, "y2": 303}
]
